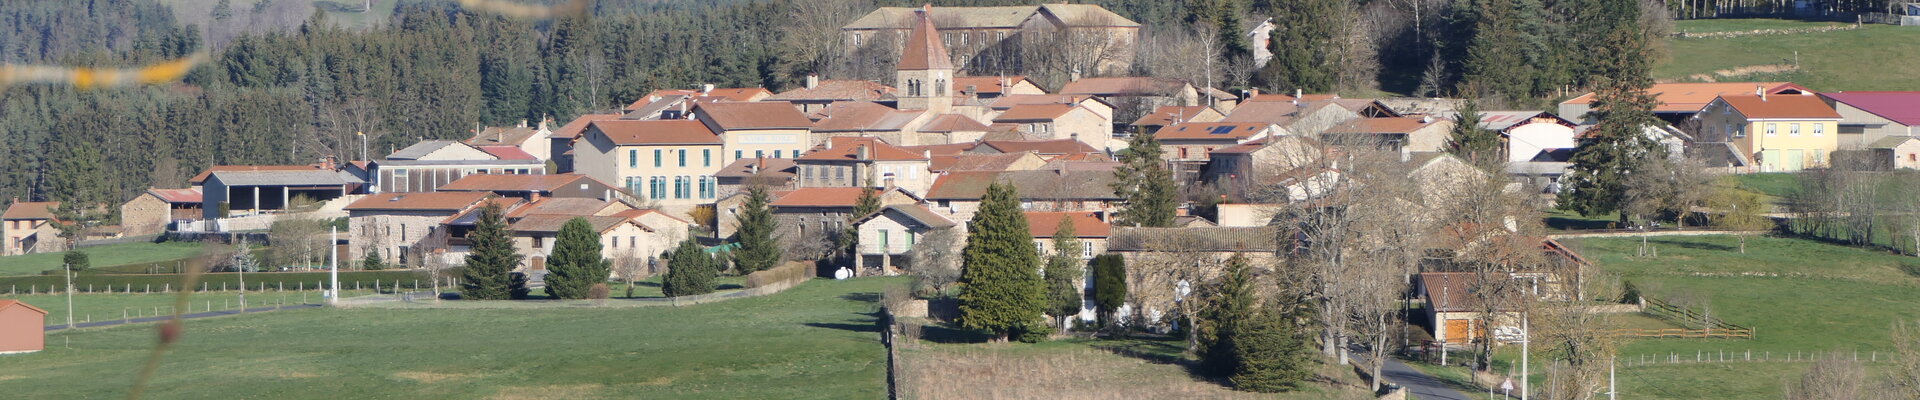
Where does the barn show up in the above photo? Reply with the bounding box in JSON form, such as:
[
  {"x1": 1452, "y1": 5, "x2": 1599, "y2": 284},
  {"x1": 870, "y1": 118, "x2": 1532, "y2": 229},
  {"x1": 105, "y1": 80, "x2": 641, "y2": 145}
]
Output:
[{"x1": 0, "y1": 299, "x2": 47, "y2": 354}]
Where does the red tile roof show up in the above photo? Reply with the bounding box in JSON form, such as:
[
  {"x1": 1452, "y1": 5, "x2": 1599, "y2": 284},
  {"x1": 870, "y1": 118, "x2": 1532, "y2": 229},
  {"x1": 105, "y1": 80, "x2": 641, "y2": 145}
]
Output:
[
  {"x1": 979, "y1": 139, "x2": 1099, "y2": 155},
  {"x1": 918, "y1": 113, "x2": 992, "y2": 132},
  {"x1": 1025, "y1": 211, "x2": 1111, "y2": 238},
  {"x1": 930, "y1": 152, "x2": 1037, "y2": 172},
  {"x1": 553, "y1": 113, "x2": 624, "y2": 139},
  {"x1": 0, "y1": 300, "x2": 47, "y2": 315},
  {"x1": 767, "y1": 80, "x2": 897, "y2": 102},
  {"x1": 1, "y1": 201, "x2": 59, "y2": 220},
  {"x1": 1219, "y1": 101, "x2": 1302, "y2": 125},
  {"x1": 897, "y1": 8, "x2": 954, "y2": 70},
  {"x1": 147, "y1": 188, "x2": 203, "y2": 204},
  {"x1": 1565, "y1": 82, "x2": 1806, "y2": 113},
  {"x1": 1820, "y1": 91, "x2": 1920, "y2": 126},
  {"x1": 953, "y1": 76, "x2": 1030, "y2": 94},
  {"x1": 1720, "y1": 93, "x2": 1842, "y2": 119},
  {"x1": 1324, "y1": 117, "x2": 1442, "y2": 135},
  {"x1": 465, "y1": 125, "x2": 544, "y2": 147},
  {"x1": 901, "y1": 142, "x2": 979, "y2": 156},
  {"x1": 188, "y1": 165, "x2": 321, "y2": 185},
  {"x1": 588, "y1": 120, "x2": 721, "y2": 145},
  {"x1": 638, "y1": 88, "x2": 771, "y2": 104},
  {"x1": 1153, "y1": 122, "x2": 1272, "y2": 140},
  {"x1": 993, "y1": 104, "x2": 1078, "y2": 122},
  {"x1": 345, "y1": 192, "x2": 491, "y2": 212},
  {"x1": 1059, "y1": 77, "x2": 1189, "y2": 96},
  {"x1": 478, "y1": 146, "x2": 537, "y2": 160},
  {"x1": 1132, "y1": 105, "x2": 1212, "y2": 127},
  {"x1": 987, "y1": 94, "x2": 1101, "y2": 110},
  {"x1": 769, "y1": 187, "x2": 880, "y2": 208},
  {"x1": 695, "y1": 102, "x2": 814, "y2": 130},
  {"x1": 799, "y1": 137, "x2": 929, "y2": 161},
  {"x1": 811, "y1": 102, "x2": 925, "y2": 132}
]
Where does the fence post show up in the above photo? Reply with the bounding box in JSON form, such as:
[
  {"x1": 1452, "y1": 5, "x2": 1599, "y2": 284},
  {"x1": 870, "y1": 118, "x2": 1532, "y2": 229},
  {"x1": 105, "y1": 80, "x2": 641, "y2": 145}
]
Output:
[
  {"x1": 165, "y1": 283, "x2": 170, "y2": 293},
  {"x1": 123, "y1": 309, "x2": 128, "y2": 322}
]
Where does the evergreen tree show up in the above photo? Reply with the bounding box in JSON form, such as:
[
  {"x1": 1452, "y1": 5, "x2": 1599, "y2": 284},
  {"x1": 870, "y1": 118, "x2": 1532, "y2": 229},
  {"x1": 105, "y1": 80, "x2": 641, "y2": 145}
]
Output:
[
  {"x1": 545, "y1": 217, "x2": 610, "y2": 299},
  {"x1": 841, "y1": 187, "x2": 882, "y2": 262},
  {"x1": 1254, "y1": 0, "x2": 1347, "y2": 93},
  {"x1": 211, "y1": 0, "x2": 233, "y2": 21},
  {"x1": 734, "y1": 185, "x2": 781, "y2": 273},
  {"x1": 958, "y1": 182, "x2": 1048, "y2": 342},
  {"x1": 460, "y1": 202, "x2": 520, "y2": 300},
  {"x1": 1112, "y1": 131, "x2": 1178, "y2": 227},
  {"x1": 1200, "y1": 254, "x2": 1256, "y2": 377},
  {"x1": 360, "y1": 247, "x2": 386, "y2": 270},
  {"x1": 45, "y1": 141, "x2": 108, "y2": 207},
  {"x1": 1090, "y1": 254, "x2": 1129, "y2": 330},
  {"x1": 1558, "y1": 1, "x2": 1660, "y2": 219},
  {"x1": 1043, "y1": 217, "x2": 1085, "y2": 331},
  {"x1": 1456, "y1": 0, "x2": 1552, "y2": 103},
  {"x1": 1228, "y1": 308, "x2": 1315, "y2": 392},
  {"x1": 1447, "y1": 100, "x2": 1501, "y2": 164},
  {"x1": 661, "y1": 237, "x2": 716, "y2": 297}
]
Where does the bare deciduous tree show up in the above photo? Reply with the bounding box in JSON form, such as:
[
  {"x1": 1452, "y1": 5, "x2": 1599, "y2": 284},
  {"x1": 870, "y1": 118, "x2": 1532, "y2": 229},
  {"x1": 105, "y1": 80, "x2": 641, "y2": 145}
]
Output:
[
  {"x1": 904, "y1": 227, "x2": 962, "y2": 296},
  {"x1": 1784, "y1": 353, "x2": 1869, "y2": 400},
  {"x1": 1534, "y1": 300, "x2": 1617, "y2": 400}
]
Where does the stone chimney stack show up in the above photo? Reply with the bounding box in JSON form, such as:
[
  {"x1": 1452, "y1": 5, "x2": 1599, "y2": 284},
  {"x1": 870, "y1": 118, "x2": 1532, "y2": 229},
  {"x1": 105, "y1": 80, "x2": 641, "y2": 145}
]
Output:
[
  {"x1": 1069, "y1": 68, "x2": 1082, "y2": 82},
  {"x1": 855, "y1": 145, "x2": 869, "y2": 160},
  {"x1": 1757, "y1": 85, "x2": 1767, "y2": 101},
  {"x1": 703, "y1": 84, "x2": 715, "y2": 95},
  {"x1": 806, "y1": 74, "x2": 820, "y2": 90}
]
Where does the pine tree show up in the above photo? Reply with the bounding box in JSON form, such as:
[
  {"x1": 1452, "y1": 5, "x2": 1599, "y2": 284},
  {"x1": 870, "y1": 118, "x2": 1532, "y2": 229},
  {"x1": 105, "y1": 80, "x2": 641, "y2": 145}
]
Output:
[
  {"x1": 545, "y1": 217, "x2": 610, "y2": 299},
  {"x1": 1448, "y1": 100, "x2": 1501, "y2": 164},
  {"x1": 1200, "y1": 254, "x2": 1256, "y2": 377},
  {"x1": 662, "y1": 237, "x2": 716, "y2": 297},
  {"x1": 842, "y1": 187, "x2": 882, "y2": 262},
  {"x1": 734, "y1": 185, "x2": 781, "y2": 273},
  {"x1": 1254, "y1": 0, "x2": 1347, "y2": 93},
  {"x1": 1091, "y1": 254, "x2": 1129, "y2": 330},
  {"x1": 1112, "y1": 131, "x2": 1178, "y2": 227},
  {"x1": 460, "y1": 202, "x2": 520, "y2": 300},
  {"x1": 1043, "y1": 217, "x2": 1085, "y2": 331},
  {"x1": 1559, "y1": 1, "x2": 1659, "y2": 219},
  {"x1": 959, "y1": 182, "x2": 1048, "y2": 341},
  {"x1": 1228, "y1": 308, "x2": 1315, "y2": 392},
  {"x1": 360, "y1": 247, "x2": 386, "y2": 270}
]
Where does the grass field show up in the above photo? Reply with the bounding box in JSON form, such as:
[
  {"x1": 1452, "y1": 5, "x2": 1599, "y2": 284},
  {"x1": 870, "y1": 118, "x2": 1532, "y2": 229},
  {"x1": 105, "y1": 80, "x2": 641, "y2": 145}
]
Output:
[
  {"x1": 899, "y1": 335, "x2": 1373, "y2": 399},
  {"x1": 1730, "y1": 172, "x2": 1801, "y2": 200},
  {"x1": 1557, "y1": 235, "x2": 1920, "y2": 399},
  {"x1": 1658, "y1": 19, "x2": 1920, "y2": 91},
  {"x1": 0, "y1": 241, "x2": 211, "y2": 276},
  {"x1": 1670, "y1": 18, "x2": 1851, "y2": 33},
  {"x1": 0, "y1": 277, "x2": 892, "y2": 399},
  {"x1": 1, "y1": 289, "x2": 382, "y2": 324}
]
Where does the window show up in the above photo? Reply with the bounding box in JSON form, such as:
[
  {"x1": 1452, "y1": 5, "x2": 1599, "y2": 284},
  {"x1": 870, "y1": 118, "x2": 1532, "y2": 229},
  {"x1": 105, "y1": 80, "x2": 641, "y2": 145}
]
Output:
[
  {"x1": 835, "y1": 166, "x2": 845, "y2": 180},
  {"x1": 629, "y1": 237, "x2": 635, "y2": 248},
  {"x1": 773, "y1": 150, "x2": 782, "y2": 159},
  {"x1": 735, "y1": 150, "x2": 743, "y2": 160},
  {"x1": 756, "y1": 150, "x2": 764, "y2": 159},
  {"x1": 650, "y1": 176, "x2": 668, "y2": 200},
  {"x1": 1766, "y1": 123, "x2": 1778, "y2": 136},
  {"x1": 1790, "y1": 123, "x2": 1801, "y2": 136},
  {"x1": 654, "y1": 149, "x2": 663, "y2": 167},
  {"x1": 700, "y1": 176, "x2": 717, "y2": 199},
  {"x1": 626, "y1": 176, "x2": 643, "y2": 196},
  {"x1": 879, "y1": 229, "x2": 890, "y2": 251},
  {"x1": 610, "y1": 237, "x2": 618, "y2": 248},
  {"x1": 852, "y1": 33, "x2": 861, "y2": 47},
  {"x1": 1814, "y1": 124, "x2": 1825, "y2": 136},
  {"x1": 908, "y1": 232, "x2": 915, "y2": 247},
  {"x1": 1728, "y1": 125, "x2": 1742, "y2": 138},
  {"x1": 678, "y1": 149, "x2": 687, "y2": 167},
  {"x1": 674, "y1": 176, "x2": 691, "y2": 199},
  {"x1": 1082, "y1": 243, "x2": 1094, "y2": 258},
  {"x1": 703, "y1": 149, "x2": 712, "y2": 166},
  {"x1": 533, "y1": 237, "x2": 543, "y2": 248},
  {"x1": 629, "y1": 150, "x2": 638, "y2": 168},
  {"x1": 1179, "y1": 147, "x2": 1189, "y2": 159}
]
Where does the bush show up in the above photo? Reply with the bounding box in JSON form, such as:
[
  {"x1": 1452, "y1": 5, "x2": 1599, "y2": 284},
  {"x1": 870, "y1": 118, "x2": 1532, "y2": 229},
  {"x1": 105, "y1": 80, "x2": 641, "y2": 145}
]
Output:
[
  {"x1": 662, "y1": 238, "x2": 716, "y2": 297},
  {"x1": 587, "y1": 283, "x2": 611, "y2": 299},
  {"x1": 1090, "y1": 254, "x2": 1128, "y2": 329},
  {"x1": 1620, "y1": 279, "x2": 1643, "y2": 303},
  {"x1": 62, "y1": 251, "x2": 90, "y2": 271},
  {"x1": 509, "y1": 272, "x2": 531, "y2": 300},
  {"x1": 745, "y1": 261, "x2": 812, "y2": 288}
]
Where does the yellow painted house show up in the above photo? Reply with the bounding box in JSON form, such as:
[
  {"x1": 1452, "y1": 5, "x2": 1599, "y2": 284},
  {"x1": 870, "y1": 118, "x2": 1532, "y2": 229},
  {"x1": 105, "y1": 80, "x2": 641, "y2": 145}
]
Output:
[{"x1": 1697, "y1": 92, "x2": 1843, "y2": 172}]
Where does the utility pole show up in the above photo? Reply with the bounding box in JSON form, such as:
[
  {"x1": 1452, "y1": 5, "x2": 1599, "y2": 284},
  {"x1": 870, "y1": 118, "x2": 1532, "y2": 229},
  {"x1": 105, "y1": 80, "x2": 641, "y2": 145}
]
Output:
[
  {"x1": 1521, "y1": 315, "x2": 1530, "y2": 400},
  {"x1": 1608, "y1": 355, "x2": 1617, "y2": 400},
  {"x1": 64, "y1": 263, "x2": 74, "y2": 329},
  {"x1": 329, "y1": 226, "x2": 340, "y2": 306}
]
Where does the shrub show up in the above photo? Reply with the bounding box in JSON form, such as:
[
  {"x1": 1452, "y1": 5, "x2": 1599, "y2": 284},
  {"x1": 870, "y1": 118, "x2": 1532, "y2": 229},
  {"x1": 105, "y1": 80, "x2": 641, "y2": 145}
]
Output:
[
  {"x1": 745, "y1": 261, "x2": 812, "y2": 288},
  {"x1": 1090, "y1": 254, "x2": 1128, "y2": 329},
  {"x1": 62, "y1": 251, "x2": 90, "y2": 271},
  {"x1": 587, "y1": 283, "x2": 611, "y2": 300},
  {"x1": 662, "y1": 238, "x2": 716, "y2": 297}
]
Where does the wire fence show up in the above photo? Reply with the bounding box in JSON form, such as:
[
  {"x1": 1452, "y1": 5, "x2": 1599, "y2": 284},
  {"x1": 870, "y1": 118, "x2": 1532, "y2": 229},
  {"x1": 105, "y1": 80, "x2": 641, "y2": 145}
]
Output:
[
  {"x1": 6, "y1": 278, "x2": 443, "y2": 296},
  {"x1": 1621, "y1": 349, "x2": 1898, "y2": 368},
  {"x1": 338, "y1": 279, "x2": 807, "y2": 309}
]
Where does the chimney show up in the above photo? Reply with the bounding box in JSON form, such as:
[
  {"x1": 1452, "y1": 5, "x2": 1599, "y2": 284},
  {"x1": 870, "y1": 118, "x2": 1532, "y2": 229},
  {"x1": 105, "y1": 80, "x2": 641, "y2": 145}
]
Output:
[
  {"x1": 1757, "y1": 85, "x2": 1767, "y2": 101},
  {"x1": 923, "y1": 150, "x2": 932, "y2": 158},
  {"x1": 806, "y1": 74, "x2": 820, "y2": 90},
  {"x1": 703, "y1": 83, "x2": 715, "y2": 95},
  {"x1": 1294, "y1": 88, "x2": 1302, "y2": 99},
  {"x1": 519, "y1": 119, "x2": 528, "y2": 128},
  {"x1": 537, "y1": 118, "x2": 549, "y2": 132},
  {"x1": 998, "y1": 75, "x2": 1009, "y2": 94},
  {"x1": 1421, "y1": 116, "x2": 1434, "y2": 124},
  {"x1": 826, "y1": 139, "x2": 835, "y2": 149},
  {"x1": 855, "y1": 145, "x2": 869, "y2": 160},
  {"x1": 749, "y1": 160, "x2": 760, "y2": 174},
  {"x1": 1069, "y1": 68, "x2": 1082, "y2": 82},
  {"x1": 529, "y1": 191, "x2": 542, "y2": 202}
]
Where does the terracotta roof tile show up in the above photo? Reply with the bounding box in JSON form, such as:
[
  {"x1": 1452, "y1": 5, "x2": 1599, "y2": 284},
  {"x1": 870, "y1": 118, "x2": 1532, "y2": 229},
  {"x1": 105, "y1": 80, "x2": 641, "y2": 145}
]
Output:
[
  {"x1": 766, "y1": 80, "x2": 897, "y2": 102},
  {"x1": 345, "y1": 192, "x2": 491, "y2": 212},
  {"x1": 1324, "y1": 117, "x2": 1441, "y2": 135},
  {"x1": 0, "y1": 300, "x2": 46, "y2": 315},
  {"x1": 901, "y1": 142, "x2": 979, "y2": 156},
  {"x1": 1153, "y1": 122, "x2": 1272, "y2": 140},
  {"x1": 769, "y1": 187, "x2": 878, "y2": 208},
  {"x1": 147, "y1": 188, "x2": 202, "y2": 204},
  {"x1": 510, "y1": 214, "x2": 632, "y2": 234},
  {"x1": 715, "y1": 157, "x2": 799, "y2": 179},
  {"x1": 1131, "y1": 105, "x2": 1212, "y2": 126},
  {"x1": 1564, "y1": 82, "x2": 1806, "y2": 113},
  {"x1": 553, "y1": 113, "x2": 624, "y2": 139},
  {"x1": 953, "y1": 76, "x2": 1030, "y2": 94},
  {"x1": 587, "y1": 120, "x2": 721, "y2": 145},
  {"x1": 1025, "y1": 211, "x2": 1110, "y2": 238},
  {"x1": 930, "y1": 152, "x2": 1037, "y2": 172},
  {"x1": 439, "y1": 174, "x2": 597, "y2": 193},
  {"x1": 1, "y1": 201, "x2": 59, "y2": 220},
  {"x1": 987, "y1": 94, "x2": 1100, "y2": 110},
  {"x1": 465, "y1": 125, "x2": 544, "y2": 147},
  {"x1": 1720, "y1": 93, "x2": 1841, "y2": 119},
  {"x1": 979, "y1": 139, "x2": 1099, "y2": 155},
  {"x1": 478, "y1": 146, "x2": 537, "y2": 160},
  {"x1": 854, "y1": 204, "x2": 956, "y2": 229},
  {"x1": 811, "y1": 102, "x2": 924, "y2": 132},
  {"x1": 918, "y1": 113, "x2": 992, "y2": 132},
  {"x1": 799, "y1": 137, "x2": 929, "y2": 161},
  {"x1": 1219, "y1": 101, "x2": 1301, "y2": 125},
  {"x1": 1059, "y1": 77, "x2": 1189, "y2": 96},
  {"x1": 695, "y1": 102, "x2": 813, "y2": 130},
  {"x1": 188, "y1": 165, "x2": 321, "y2": 185},
  {"x1": 925, "y1": 169, "x2": 1119, "y2": 200},
  {"x1": 898, "y1": 9, "x2": 954, "y2": 70},
  {"x1": 992, "y1": 104, "x2": 1077, "y2": 122}
]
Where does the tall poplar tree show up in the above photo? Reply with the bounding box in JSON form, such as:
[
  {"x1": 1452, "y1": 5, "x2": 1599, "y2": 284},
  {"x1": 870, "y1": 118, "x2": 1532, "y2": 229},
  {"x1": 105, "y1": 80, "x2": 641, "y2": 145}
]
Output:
[
  {"x1": 461, "y1": 202, "x2": 521, "y2": 300},
  {"x1": 1043, "y1": 217, "x2": 1085, "y2": 331},
  {"x1": 959, "y1": 182, "x2": 1047, "y2": 342},
  {"x1": 734, "y1": 185, "x2": 781, "y2": 273},
  {"x1": 545, "y1": 217, "x2": 610, "y2": 299},
  {"x1": 1112, "y1": 131, "x2": 1178, "y2": 227},
  {"x1": 1559, "y1": 0, "x2": 1660, "y2": 219}
]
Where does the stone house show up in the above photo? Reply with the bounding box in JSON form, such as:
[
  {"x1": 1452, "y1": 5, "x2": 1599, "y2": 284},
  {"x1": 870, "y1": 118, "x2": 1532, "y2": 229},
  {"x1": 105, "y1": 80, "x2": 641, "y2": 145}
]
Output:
[
  {"x1": 953, "y1": 75, "x2": 1046, "y2": 99},
  {"x1": 765, "y1": 78, "x2": 898, "y2": 115},
  {"x1": 436, "y1": 174, "x2": 632, "y2": 204},
  {"x1": 507, "y1": 213, "x2": 683, "y2": 273},
  {"x1": 1322, "y1": 116, "x2": 1453, "y2": 154},
  {"x1": 928, "y1": 152, "x2": 1049, "y2": 173},
  {"x1": 841, "y1": 4, "x2": 1139, "y2": 74},
  {"x1": 573, "y1": 119, "x2": 725, "y2": 213},
  {"x1": 794, "y1": 137, "x2": 935, "y2": 195},
  {"x1": 1025, "y1": 211, "x2": 1110, "y2": 259},
  {"x1": 345, "y1": 192, "x2": 493, "y2": 266},
  {"x1": 1129, "y1": 105, "x2": 1225, "y2": 134},
  {"x1": 766, "y1": 187, "x2": 922, "y2": 241},
  {"x1": 1154, "y1": 122, "x2": 1281, "y2": 182},
  {"x1": 2, "y1": 201, "x2": 62, "y2": 256},
  {"x1": 1479, "y1": 111, "x2": 1578, "y2": 189},
  {"x1": 990, "y1": 104, "x2": 1112, "y2": 149},
  {"x1": 1202, "y1": 135, "x2": 1323, "y2": 192},
  {"x1": 549, "y1": 113, "x2": 624, "y2": 173},
  {"x1": 693, "y1": 102, "x2": 815, "y2": 164},
  {"x1": 713, "y1": 157, "x2": 798, "y2": 201},
  {"x1": 924, "y1": 167, "x2": 1121, "y2": 221},
  {"x1": 120, "y1": 188, "x2": 201, "y2": 236},
  {"x1": 852, "y1": 204, "x2": 957, "y2": 275}
]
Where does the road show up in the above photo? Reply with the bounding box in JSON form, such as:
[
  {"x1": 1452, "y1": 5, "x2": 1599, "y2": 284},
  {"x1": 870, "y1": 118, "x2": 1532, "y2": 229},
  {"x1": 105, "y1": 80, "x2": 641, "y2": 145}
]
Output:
[
  {"x1": 43, "y1": 303, "x2": 323, "y2": 331},
  {"x1": 1365, "y1": 355, "x2": 1475, "y2": 400}
]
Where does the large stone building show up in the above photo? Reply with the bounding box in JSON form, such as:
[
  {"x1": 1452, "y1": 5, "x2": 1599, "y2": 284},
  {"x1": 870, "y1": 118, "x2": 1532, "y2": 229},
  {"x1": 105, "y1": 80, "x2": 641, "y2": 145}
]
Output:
[
  {"x1": 841, "y1": 4, "x2": 1140, "y2": 75},
  {"x1": 2, "y1": 201, "x2": 61, "y2": 256}
]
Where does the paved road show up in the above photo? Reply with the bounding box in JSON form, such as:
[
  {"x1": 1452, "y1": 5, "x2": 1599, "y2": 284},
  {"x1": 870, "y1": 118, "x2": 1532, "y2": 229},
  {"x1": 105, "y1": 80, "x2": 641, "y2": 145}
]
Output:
[
  {"x1": 44, "y1": 304, "x2": 322, "y2": 331},
  {"x1": 1367, "y1": 356, "x2": 1474, "y2": 400}
]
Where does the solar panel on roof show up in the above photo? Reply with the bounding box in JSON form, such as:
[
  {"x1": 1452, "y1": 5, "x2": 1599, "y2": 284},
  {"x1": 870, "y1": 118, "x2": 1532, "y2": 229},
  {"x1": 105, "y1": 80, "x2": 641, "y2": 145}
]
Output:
[{"x1": 1210, "y1": 126, "x2": 1235, "y2": 135}]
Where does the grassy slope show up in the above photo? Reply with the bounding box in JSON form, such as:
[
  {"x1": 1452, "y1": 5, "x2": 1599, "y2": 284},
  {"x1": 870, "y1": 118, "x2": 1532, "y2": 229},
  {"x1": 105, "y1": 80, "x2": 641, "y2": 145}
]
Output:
[
  {"x1": 1657, "y1": 19, "x2": 1920, "y2": 91},
  {"x1": 0, "y1": 290, "x2": 380, "y2": 322},
  {"x1": 900, "y1": 336, "x2": 1372, "y2": 399},
  {"x1": 0, "y1": 242, "x2": 209, "y2": 276},
  {"x1": 1562, "y1": 235, "x2": 1920, "y2": 399},
  {"x1": 0, "y1": 278, "x2": 892, "y2": 399}
]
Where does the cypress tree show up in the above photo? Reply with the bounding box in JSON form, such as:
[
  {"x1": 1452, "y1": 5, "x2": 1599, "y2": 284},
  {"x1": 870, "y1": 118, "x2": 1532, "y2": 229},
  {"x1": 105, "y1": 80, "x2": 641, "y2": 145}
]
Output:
[
  {"x1": 1043, "y1": 216, "x2": 1085, "y2": 331},
  {"x1": 661, "y1": 237, "x2": 716, "y2": 297},
  {"x1": 1200, "y1": 254, "x2": 1256, "y2": 377},
  {"x1": 1559, "y1": 1, "x2": 1660, "y2": 219},
  {"x1": 1112, "y1": 131, "x2": 1178, "y2": 227},
  {"x1": 1448, "y1": 100, "x2": 1501, "y2": 165},
  {"x1": 545, "y1": 217, "x2": 610, "y2": 299},
  {"x1": 1091, "y1": 254, "x2": 1129, "y2": 330},
  {"x1": 734, "y1": 185, "x2": 781, "y2": 273},
  {"x1": 959, "y1": 182, "x2": 1048, "y2": 342},
  {"x1": 461, "y1": 202, "x2": 520, "y2": 300},
  {"x1": 1228, "y1": 307, "x2": 1315, "y2": 392}
]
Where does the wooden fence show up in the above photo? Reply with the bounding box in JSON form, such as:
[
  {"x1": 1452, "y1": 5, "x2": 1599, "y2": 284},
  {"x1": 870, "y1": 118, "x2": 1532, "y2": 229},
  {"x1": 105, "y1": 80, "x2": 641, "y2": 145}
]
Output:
[
  {"x1": 1640, "y1": 297, "x2": 1755, "y2": 340},
  {"x1": 1607, "y1": 328, "x2": 1754, "y2": 339}
]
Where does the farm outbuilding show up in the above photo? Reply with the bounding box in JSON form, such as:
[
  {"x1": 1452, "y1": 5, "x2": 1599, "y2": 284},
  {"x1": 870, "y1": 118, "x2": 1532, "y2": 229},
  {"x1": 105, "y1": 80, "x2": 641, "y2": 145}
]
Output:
[{"x1": 0, "y1": 299, "x2": 47, "y2": 354}]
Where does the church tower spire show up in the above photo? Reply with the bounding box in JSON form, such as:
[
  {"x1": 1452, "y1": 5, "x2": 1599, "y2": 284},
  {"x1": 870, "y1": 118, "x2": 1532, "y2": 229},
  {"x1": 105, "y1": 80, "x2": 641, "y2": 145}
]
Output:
[{"x1": 896, "y1": 5, "x2": 952, "y2": 112}]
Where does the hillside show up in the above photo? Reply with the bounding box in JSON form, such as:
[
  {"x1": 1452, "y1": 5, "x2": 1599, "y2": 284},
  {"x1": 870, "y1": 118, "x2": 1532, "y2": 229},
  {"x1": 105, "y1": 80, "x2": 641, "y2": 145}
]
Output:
[{"x1": 1656, "y1": 19, "x2": 1920, "y2": 91}]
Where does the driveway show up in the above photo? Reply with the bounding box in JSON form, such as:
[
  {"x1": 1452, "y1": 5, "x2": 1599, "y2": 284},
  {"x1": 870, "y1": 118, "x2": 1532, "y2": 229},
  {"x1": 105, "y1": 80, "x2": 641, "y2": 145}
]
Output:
[{"x1": 1365, "y1": 355, "x2": 1475, "y2": 400}]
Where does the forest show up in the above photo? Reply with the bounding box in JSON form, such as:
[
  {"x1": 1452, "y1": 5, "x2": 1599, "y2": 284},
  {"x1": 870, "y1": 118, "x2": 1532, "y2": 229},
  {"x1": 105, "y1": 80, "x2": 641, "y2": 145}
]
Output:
[{"x1": 0, "y1": 0, "x2": 1871, "y2": 209}]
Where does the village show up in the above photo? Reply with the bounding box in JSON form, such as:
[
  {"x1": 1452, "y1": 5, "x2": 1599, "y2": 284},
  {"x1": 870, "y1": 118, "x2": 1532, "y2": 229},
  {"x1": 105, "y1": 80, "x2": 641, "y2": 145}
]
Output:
[{"x1": 3, "y1": 1, "x2": 1920, "y2": 399}]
